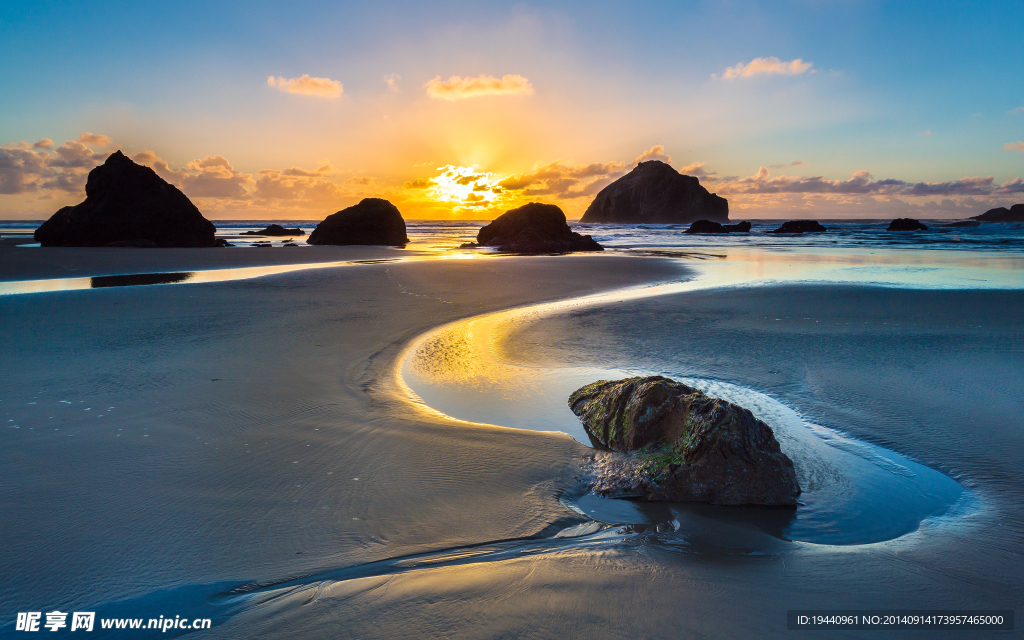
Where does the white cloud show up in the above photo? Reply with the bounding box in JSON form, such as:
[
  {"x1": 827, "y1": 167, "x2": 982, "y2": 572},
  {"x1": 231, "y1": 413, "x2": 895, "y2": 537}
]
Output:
[
  {"x1": 267, "y1": 74, "x2": 343, "y2": 98},
  {"x1": 634, "y1": 145, "x2": 672, "y2": 165},
  {"x1": 425, "y1": 74, "x2": 534, "y2": 100},
  {"x1": 719, "y1": 57, "x2": 814, "y2": 80}
]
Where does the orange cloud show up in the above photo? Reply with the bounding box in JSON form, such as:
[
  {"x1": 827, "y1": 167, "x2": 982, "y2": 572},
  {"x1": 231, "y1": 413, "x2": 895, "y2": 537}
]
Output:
[
  {"x1": 1006, "y1": 142, "x2": 1024, "y2": 151},
  {"x1": 267, "y1": 74, "x2": 343, "y2": 98},
  {"x1": 720, "y1": 57, "x2": 813, "y2": 79},
  {"x1": 425, "y1": 74, "x2": 534, "y2": 100},
  {"x1": 383, "y1": 74, "x2": 401, "y2": 92},
  {"x1": 77, "y1": 132, "x2": 113, "y2": 147}
]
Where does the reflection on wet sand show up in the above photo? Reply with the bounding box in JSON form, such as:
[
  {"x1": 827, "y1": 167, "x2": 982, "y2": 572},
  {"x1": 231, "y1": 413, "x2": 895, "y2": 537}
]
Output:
[{"x1": 397, "y1": 248, "x2": 1001, "y2": 546}]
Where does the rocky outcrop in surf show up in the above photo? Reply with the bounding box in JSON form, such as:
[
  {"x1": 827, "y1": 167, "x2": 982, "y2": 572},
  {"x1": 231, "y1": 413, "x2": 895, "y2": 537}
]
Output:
[
  {"x1": 684, "y1": 220, "x2": 751, "y2": 234},
  {"x1": 243, "y1": 224, "x2": 305, "y2": 236},
  {"x1": 768, "y1": 220, "x2": 826, "y2": 234},
  {"x1": 887, "y1": 218, "x2": 928, "y2": 231},
  {"x1": 34, "y1": 151, "x2": 217, "y2": 248},
  {"x1": 308, "y1": 198, "x2": 409, "y2": 246},
  {"x1": 580, "y1": 161, "x2": 729, "y2": 224},
  {"x1": 464, "y1": 202, "x2": 602, "y2": 253},
  {"x1": 972, "y1": 204, "x2": 1024, "y2": 222},
  {"x1": 568, "y1": 376, "x2": 800, "y2": 506}
]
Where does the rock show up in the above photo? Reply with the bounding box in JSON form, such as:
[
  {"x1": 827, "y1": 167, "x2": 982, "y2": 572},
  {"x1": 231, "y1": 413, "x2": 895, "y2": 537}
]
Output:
[
  {"x1": 473, "y1": 202, "x2": 603, "y2": 253},
  {"x1": 34, "y1": 151, "x2": 216, "y2": 247},
  {"x1": 581, "y1": 161, "x2": 729, "y2": 224},
  {"x1": 568, "y1": 376, "x2": 800, "y2": 506},
  {"x1": 941, "y1": 220, "x2": 981, "y2": 228},
  {"x1": 684, "y1": 220, "x2": 752, "y2": 234},
  {"x1": 768, "y1": 220, "x2": 826, "y2": 234},
  {"x1": 972, "y1": 204, "x2": 1024, "y2": 222},
  {"x1": 308, "y1": 198, "x2": 409, "y2": 246},
  {"x1": 886, "y1": 218, "x2": 928, "y2": 231},
  {"x1": 242, "y1": 224, "x2": 305, "y2": 236}
]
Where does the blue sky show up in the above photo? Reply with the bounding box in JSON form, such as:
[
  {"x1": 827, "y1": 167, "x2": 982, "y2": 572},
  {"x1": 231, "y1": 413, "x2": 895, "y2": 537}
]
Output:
[{"x1": 2, "y1": 0, "x2": 1022, "y2": 218}]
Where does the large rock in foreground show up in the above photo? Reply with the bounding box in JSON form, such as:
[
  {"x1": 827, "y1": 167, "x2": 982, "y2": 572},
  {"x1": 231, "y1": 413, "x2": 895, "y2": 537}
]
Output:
[
  {"x1": 581, "y1": 161, "x2": 729, "y2": 224},
  {"x1": 568, "y1": 376, "x2": 800, "y2": 506},
  {"x1": 471, "y1": 202, "x2": 602, "y2": 253},
  {"x1": 308, "y1": 198, "x2": 409, "y2": 246},
  {"x1": 972, "y1": 204, "x2": 1024, "y2": 222},
  {"x1": 34, "y1": 151, "x2": 216, "y2": 247}
]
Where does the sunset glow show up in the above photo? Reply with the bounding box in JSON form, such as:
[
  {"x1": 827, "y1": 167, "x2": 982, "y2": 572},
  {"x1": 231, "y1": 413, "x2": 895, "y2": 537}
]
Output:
[{"x1": 1, "y1": 2, "x2": 1022, "y2": 220}]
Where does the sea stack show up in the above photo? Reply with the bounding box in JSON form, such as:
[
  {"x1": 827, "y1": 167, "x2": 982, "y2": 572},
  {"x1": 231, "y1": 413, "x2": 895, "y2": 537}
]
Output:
[
  {"x1": 468, "y1": 202, "x2": 602, "y2": 253},
  {"x1": 308, "y1": 198, "x2": 409, "y2": 246},
  {"x1": 33, "y1": 151, "x2": 217, "y2": 247},
  {"x1": 568, "y1": 376, "x2": 800, "y2": 506},
  {"x1": 581, "y1": 160, "x2": 729, "y2": 224},
  {"x1": 972, "y1": 204, "x2": 1024, "y2": 222}
]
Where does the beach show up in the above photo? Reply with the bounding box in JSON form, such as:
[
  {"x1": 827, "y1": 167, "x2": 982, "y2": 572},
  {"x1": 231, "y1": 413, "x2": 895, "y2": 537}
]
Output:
[{"x1": 1, "y1": 243, "x2": 1022, "y2": 638}]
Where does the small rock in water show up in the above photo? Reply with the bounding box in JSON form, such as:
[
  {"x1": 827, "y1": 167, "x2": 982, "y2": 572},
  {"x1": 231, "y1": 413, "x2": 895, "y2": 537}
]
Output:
[
  {"x1": 767, "y1": 220, "x2": 826, "y2": 234},
  {"x1": 568, "y1": 376, "x2": 800, "y2": 506},
  {"x1": 684, "y1": 220, "x2": 752, "y2": 234},
  {"x1": 886, "y1": 218, "x2": 928, "y2": 231}
]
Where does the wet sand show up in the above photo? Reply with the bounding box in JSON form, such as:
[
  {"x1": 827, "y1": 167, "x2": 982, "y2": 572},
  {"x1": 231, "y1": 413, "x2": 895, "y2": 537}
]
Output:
[{"x1": 1, "y1": 246, "x2": 1021, "y2": 638}]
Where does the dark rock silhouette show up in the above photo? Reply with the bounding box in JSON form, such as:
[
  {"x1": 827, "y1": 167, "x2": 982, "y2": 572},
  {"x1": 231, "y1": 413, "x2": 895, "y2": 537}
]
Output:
[
  {"x1": 581, "y1": 161, "x2": 729, "y2": 224},
  {"x1": 768, "y1": 220, "x2": 826, "y2": 234},
  {"x1": 569, "y1": 376, "x2": 800, "y2": 506},
  {"x1": 243, "y1": 224, "x2": 305, "y2": 236},
  {"x1": 941, "y1": 220, "x2": 981, "y2": 228},
  {"x1": 972, "y1": 204, "x2": 1024, "y2": 222},
  {"x1": 684, "y1": 220, "x2": 752, "y2": 234},
  {"x1": 466, "y1": 202, "x2": 602, "y2": 253},
  {"x1": 887, "y1": 218, "x2": 928, "y2": 231},
  {"x1": 308, "y1": 198, "x2": 409, "y2": 246},
  {"x1": 34, "y1": 151, "x2": 216, "y2": 248}
]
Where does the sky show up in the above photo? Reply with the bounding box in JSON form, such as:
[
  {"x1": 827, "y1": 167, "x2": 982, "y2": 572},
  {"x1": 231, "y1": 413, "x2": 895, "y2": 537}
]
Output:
[{"x1": 1, "y1": 0, "x2": 1023, "y2": 220}]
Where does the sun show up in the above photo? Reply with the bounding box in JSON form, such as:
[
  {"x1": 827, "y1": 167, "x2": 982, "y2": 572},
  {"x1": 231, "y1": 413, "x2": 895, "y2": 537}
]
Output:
[{"x1": 428, "y1": 165, "x2": 503, "y2": 209}]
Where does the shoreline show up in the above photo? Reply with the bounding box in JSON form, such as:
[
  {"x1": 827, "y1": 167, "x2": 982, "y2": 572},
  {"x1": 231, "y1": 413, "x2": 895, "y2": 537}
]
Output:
[{"x1": 2, "y1": 248, "x2": 1021, "y2": 637}]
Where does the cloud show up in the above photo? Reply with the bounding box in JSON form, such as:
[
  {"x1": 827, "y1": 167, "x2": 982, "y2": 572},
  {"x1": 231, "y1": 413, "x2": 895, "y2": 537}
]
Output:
[
  {"x1": 425, "y1": 74, "x2": 534, "y2": 100},
  {"x1": 1008, "y1": 107, "x2": 1024, "y2": 115},
  {"x1": 767, "y1": 160, "x2": 807, "y2": 169},
  {"x1": 0, "y1": 135, "x2": 111, "y2": 194},
  {"x1": 677, "y1": 162, "x2": 716, "y2": 179},
  {"x1": 719, "y1": 57, "x2": 814, "y2": 79},
  {"x1": 384, "y1": 74, "x2": 401, "y2": 92},
  {"x1": 1006, "y1": 141, "x2": 1024, "y2": 151},
  {"x1": 176, "y1": 156, "x2": 253, "y2": 199},
  {"x1": 77, "y1": 132, "x2": 113, "y2": 147},
  {"x1": 498, "y1": 159, "x2": 627, "y2": 198},
  {"x1": 713, "y1": 166, "x2": 1022, "y2": 197},
  {"x1": 403, "y1": 178, "x2": 434, "y2": 189},
  {"x1": 634, "y1": 145, "x2": 672, "y2": 165},
  {"x1": 254, "y1": 164, "x2": 344, "y2": 204},
  {"x1": 267, "y1": 74, "x2": 343, "y2": 98},
  {"x1": 132, "y1": 150, "x2": 188, "y2": 184}
]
